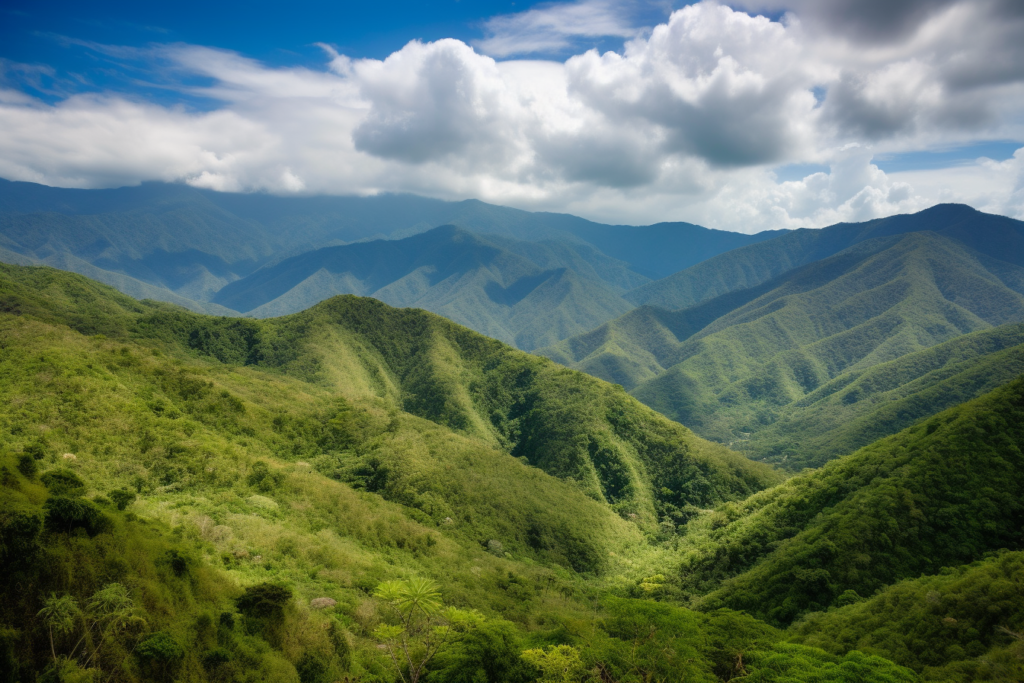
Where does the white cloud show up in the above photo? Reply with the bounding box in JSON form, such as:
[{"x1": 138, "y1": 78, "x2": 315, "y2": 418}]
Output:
[
  {"x1": 475, "y1": 0, "x2": 640, "y2": 58},
  {"x1": 0, "y1": 0, "x2": 1023, "y2": 231}
]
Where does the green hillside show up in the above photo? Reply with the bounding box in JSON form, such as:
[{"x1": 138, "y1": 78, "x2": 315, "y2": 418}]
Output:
[
  {"x1": 542, "y1": 232, "x2": 1024, "y2": 466},
  {"x1": 1, "y1": 262, "x2": 779, "y2": 530},
  {"x1": 787, "y1": 549, "x2": 1024, "y2": 681},
  {"x1": 213, "y1": 226, "x2": 643, "y2": 350},
  {"x1": 626, "y1": 203, "x2": 1024, "y2": 311},
  {"x1": 2, "y1": 263, "x2": 932, "y2": 683},
  {"x1": 743, "y1": 322, "x2": 1024, "y2": 467},
  {"x1": 672, "y1": 376, "x2": 1024, "y2": 629}
]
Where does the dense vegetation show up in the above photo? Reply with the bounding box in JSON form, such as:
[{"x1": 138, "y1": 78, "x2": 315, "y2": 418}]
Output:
[
  {"x1": 0, "y1": 263, "x2": 837, "y2": 682},
  {"x1": 671, "y1": 376, "x2": 1024, "y2": 630},
  {"x1": 543, "y1": 232, "x2": 1024, "y2": 467},
  {"x1": 788, "y1": 550, "x2": 1024, "y2": 681},
  {"x1": 3, "y1": 241, "x2": 1024, "y2": 682}
]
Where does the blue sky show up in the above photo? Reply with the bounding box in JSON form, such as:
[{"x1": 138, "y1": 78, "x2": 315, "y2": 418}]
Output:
[
  {"x1": 1, "y1": 0, "x2": 1022, "y2": 231},
  {"x1": 2, "y1": 0, "x2": 670, "y2": 95}
]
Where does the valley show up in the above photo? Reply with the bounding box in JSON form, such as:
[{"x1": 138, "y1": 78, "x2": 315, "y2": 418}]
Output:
[{"x1": 1, "y1": 183, "x2": 1023, "y2": 683}]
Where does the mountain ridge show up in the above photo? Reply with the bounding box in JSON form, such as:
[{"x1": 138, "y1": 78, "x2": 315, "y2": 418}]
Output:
[{"x1": 541, "y1": 226, "x2": 1024, "y2": 465}]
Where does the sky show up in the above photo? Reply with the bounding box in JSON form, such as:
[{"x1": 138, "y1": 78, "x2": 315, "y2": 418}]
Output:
[{"x1": 1, "y1": 0, "x2": 1023, "y2": 232}]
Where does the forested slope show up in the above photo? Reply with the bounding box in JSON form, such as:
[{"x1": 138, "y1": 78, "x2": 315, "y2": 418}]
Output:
[
  {"x1": 672, "y1": 377, "x2": 1024, "y2": 630},
  {"x1": 0, "y1": 263, "x2": 923, "y2": 683},
  {"x1": 543, "y1": 232, "x2": 1024, "y2": 466},
  {"x1": 787, "y1": 550, "x2": 1024, "y2": 681},
  {"x1": 1, "y1": 263, "x2": 778, "y2": 532}
]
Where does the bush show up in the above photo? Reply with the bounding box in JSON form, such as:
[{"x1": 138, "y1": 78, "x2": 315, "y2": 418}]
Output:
[
  {"x1": 136, "y1": 632, "x2": 184, "y2": 682},
  {"x1": 164, "y1": 549, "x2": 192, "y2": 577},
  {"x1": 15, "y1": 454, "x2": 37, "y2": 479},
  {"x1": 236, "y1": 583, "x2": 292, "y2": 621},
  {"x1": 296, "y1": 651, "x2": 331, "y2": 683},
  {"x1": 40, "y1": 469, "x2": 86, "y2": 497},
  {"x1": 247, "y1": 461, "x2": 282, "y2": 493},
  {"x1": 23, "y1": 442, "x2": 46, "y2": 461},
  {"x1": 202, "y1": 647, "x2": 233, "y2": 670},
  {"x1": 0, "y1": 510, "x2": 41, "y2": 570},
  {"x1": 43, "y1": 497, "x2": 109, "y2": 536},
  {"x1": 426, "y1": 620, "x2": 534, "y2": 683},
  {"x1": 109, "y1": 488, "x2": 136, "y2": 511}
]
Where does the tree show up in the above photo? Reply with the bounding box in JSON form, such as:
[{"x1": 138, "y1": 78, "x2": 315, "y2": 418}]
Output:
[
  {"x1": 136, "y1": 632, "x2": 184, "y2": 682},
  {"x1": 520, "y1": 645, "x2": 588, "y2": 683},
  {"x1": 373, "y1": 577, "x2": 479, "y2": 683},
  {"x1": 426, "y1": 620, "x2": 535, "y2": 683},
  {"x1": 37, "y1": 594, "x2": 79, "y2": 663},
  {"x1": 36, "y1": 584, "x2": 143, "y2": 675}
]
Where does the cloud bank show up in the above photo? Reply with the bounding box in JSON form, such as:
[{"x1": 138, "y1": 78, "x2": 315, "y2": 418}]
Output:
[{"x1": 1, "y1": 0, "x2": 1023, "y2": 231}]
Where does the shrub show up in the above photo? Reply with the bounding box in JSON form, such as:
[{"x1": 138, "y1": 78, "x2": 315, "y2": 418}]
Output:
[
  {"x1": 15, "y1": 454, "x2": 37, "y2": 479},
  {"x1": 43, "y1": 497, "x2": 109, "y2": 536},
  {"x1": 24, "y1": 442, "x2": 46, "y2": 460},
  {"x1": 0, "y1": 510, "x2": 41, "y2": 571},
  {"x1": 202, "y1": 647, "x2": 233, "y2": 670},
  {"x1": 236, "y1": 583, "x2": 292, "y2": 621},
  {"x1": 247, "y1": 461, "x2": 282, "y2": 493},
  {"x1": 40, "y1": 469, "x2": 86, "y2": 497},
  {"x1": 109, "y1": 488, "x2": 136, "y2": 511},
  {"x1": 164, "y1": 549, "x2": 192, "y2": 577},
  {"x1": 296, "y1": 650, "x2": 331, "y2": 683}
]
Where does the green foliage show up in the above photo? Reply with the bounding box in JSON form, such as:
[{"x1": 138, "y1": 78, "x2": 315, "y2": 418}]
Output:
[
  {"x1": 546, "y1": 233, "x2": 1024, "y2": 468},
  {"x1": 680, "y1": 377, "x2": 1024, "y2": 628},
  {"x1": 16, "y1": 453, "x2": 38, "y2": 478},
  {"x1": 373, "y1": 578, "x2": 480, "y2": 683},
  {"x1": 236, "y1": 583, "x2": 292, "y2": 621},
  {"x1": 737, "y1": 643, "x2": 917, "y2": 683},
  {"x1": 40, "y1": 469, "x2": 86, "y2": 497},
  {"x1": 247, "y1": 460, "x2": 282, "y2": 492},
  {"x1": 0, "y1": 260, "x2": 967, "y2": 683},
  {"x1": 135, "y1": 632, "x2": 184, "y2": 681},
  {"x1": 43, "y1": 497, "x2": 109, "y2": 536},
  {"x1": 0, "y1": 508, "x2": 41, "y2": 569},
  {"x1": 108, "y1": 489, "x2": 136, "y2": 511},
  {"x1": 521, "y1": 645, "x2": 587, "y2": 682},
  {"x1": 425, "y1": 619, "x2": 535, "y2": 683},
  {"x1": 788, "y1": 550, "x2": 1024, "y2": 680}
]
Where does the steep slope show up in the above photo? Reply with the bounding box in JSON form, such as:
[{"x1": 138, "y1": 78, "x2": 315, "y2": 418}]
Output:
[
  {"x1": 543, "y1": 232, "x2": 1024, "y2": 464},
  {"x1": 672, "y1": 377, "x2": 1024, "y2": 627},
  {"x1": 213, "y1": 225, "x2": 640, "y2": 350},
  {"x1": 2, "y1": 262, "x2": 779, "y2": 528},
  {"x1": 0, "y1": 267, "x2": 643, "y2": 682},
  {"x1": 0, "y1": 262, "x2": 961, "y2": 683},
  {"x1": 627, "y1": 203, "x2": 1024, "y2": 311},
  {"x1": 787, "y1": 549, "x2": 1024, "y2": 681},
  {"x1": 743, "y1": 321, "x2": 1024, "y2": 467}
]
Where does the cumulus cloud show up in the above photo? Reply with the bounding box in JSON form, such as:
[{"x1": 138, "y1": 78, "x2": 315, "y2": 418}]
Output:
[
  {"x1": 0, "y1": 0, "x2": 1023, "y2": 231},
  {"x1": 564, "y1": 3, "x2": 820, "y2": 166}
]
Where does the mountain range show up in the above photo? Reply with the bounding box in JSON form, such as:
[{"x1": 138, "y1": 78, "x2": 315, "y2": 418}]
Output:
[
  {"x1": 0, "y1": 178, "x2": 779, "y2": 348},
  {"x1": 542, "y1": 205, "x2": 1024, "y2": 467},
  {"x1": 2, "y1": 260, "x2": 1023, "y2": 683}
]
